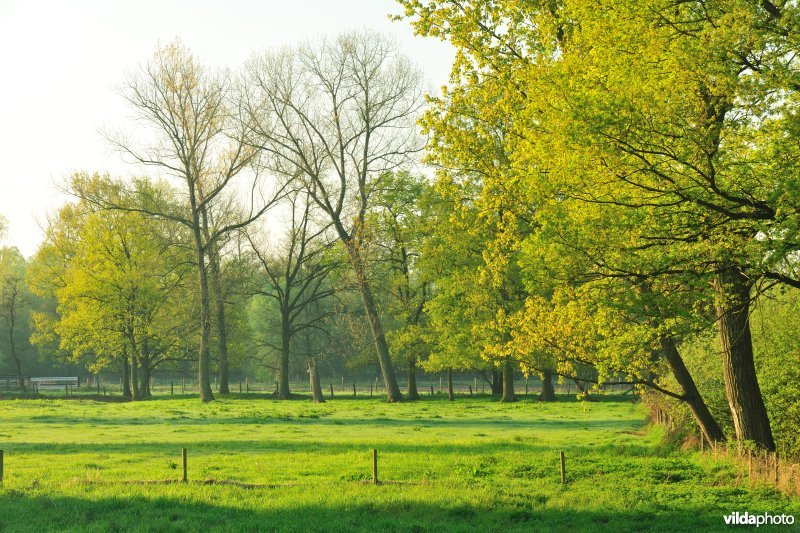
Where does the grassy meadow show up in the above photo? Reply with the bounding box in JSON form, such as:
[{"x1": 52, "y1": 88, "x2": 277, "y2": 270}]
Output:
[{"x1": 0, "y1": 394, "x2": 797, "y2": 532}]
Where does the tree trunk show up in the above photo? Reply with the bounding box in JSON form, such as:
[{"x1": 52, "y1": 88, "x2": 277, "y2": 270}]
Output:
[
  {"x1": 130, "y1": 354, "x2": 141, "y2": 401},
  {"x1": 121, "y1": 354, "x2": 132, "y2": 399},
  {"x1": 502, "y1": 360, "x2": 516, "y2": 403},
  {"x1": 447, "y1": 367, "x2": 454, "y2": 401},
  {"x1": 140, "y1": 359, "x2": 151, "y2": 399},
  {"x1": 491, "y1": 369, "x2": 503, "y2": 395},
  {"x1": 209, "y1": 250, "x2": 230, "y2": 394},
  {"x1": 660, "y1": 336, "x2": 724, "y2": 444},
  {"x1": 407, "y1": 360, "x2": 419, "y2": 400},
  {"x1": 308, "y1": 358, "x2": 325, "y2": 403},
  {"x1": 8, "y1": 327, "x2": 25, "y2": 393},
  {"x1": 540, "y1": 369, "x2": 556, "y2": 401},
  {"x1": 278, "y1": 309, "x2": 291, "y2": 399},
  {"x1": 195, "y1": 241, "x2": 214, "y2": 403},
  {"x1": 347, "y1": 243, "x2": 403, "y2": 402},
  {"x1": 713, "y1": 266, "x2": 774, "y2": 450}
]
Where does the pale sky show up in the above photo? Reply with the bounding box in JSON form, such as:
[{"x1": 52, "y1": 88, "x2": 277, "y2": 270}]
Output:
[{"x1": 0, "y1": 0, "x2": 453, "y2": 257}]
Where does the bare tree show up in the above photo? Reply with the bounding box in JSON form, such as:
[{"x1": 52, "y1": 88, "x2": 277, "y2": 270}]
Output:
[
  {"x1": 248, "y1": 191, "x2": 337, "y2": 400},
  {"x1": 80, "y1": 40, "x2": 282, "y2": 402},
  {"x1": 244, "y1": 30, "x2": 424, "y2": 402}
]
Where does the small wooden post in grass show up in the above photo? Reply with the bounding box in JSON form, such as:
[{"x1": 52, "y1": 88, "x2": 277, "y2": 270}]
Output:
[
  {"x1": 181, "y1": 448, "x2": 188, "y2": 483},
  {"x1": 560, "y1": 451, "x2": 566, "y2": 484},
  {"x1": 372, "y1": 449, "x2": 378, "y2": 485},
  {"x1": 182, "y1": 377, "x2": 185, "y2": 394},
  {"x1": 353, "y1": 382, "x2": 356, "y2": 398},
  {"x1": 170, "y1": 381, "x2": 174, "y2": 396},
  {"x1": 65, "y1": 383, "x2": 69, "y2": 397},
  {"x1": 468, "y1": 385, "x2": 473, "y2": 396},
  {"x1": 96, "y1": 378, "x2": 100, "y2": 395},
  {"x1": 330, "y1": 384, "x2": 334, "y2": 398},
  {"x1": 774, "y1": 452, "x2": 779, "y2": 487},
  {"x1": 439, "y1": 376, "x2": 442, "y2": 392},
  {"x1": 341, "y1": 376, "x2": 344, "y2": 390},
  {"x1": 369, "y1": 381, "x2": 373, "y2": 396},
  {"x1": 246, "y1": 377, "x2": 249, "y2": 393},
  {"x1": 239, "y1": 380, "x2": 242, "y2": 393},
  {"x1": 430, "y1": 385, "x2": 434, "y2": 396}
]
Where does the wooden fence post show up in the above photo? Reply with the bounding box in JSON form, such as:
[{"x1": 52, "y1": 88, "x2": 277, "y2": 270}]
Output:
[
  {"x1": 182, "y1": 448, "x2": 187, "y2": 483},
  {"x1": 353, "y1": 382, "x2": 357, "y2": 398},
  {"x1": 430, "y1": 385, "x2": 434, "y2": 396},
  {"x1": 171, "y1": 381, "x2": 174, "y2": 396},
  {"x1": 330, "y1": 384, "x2": 334, "y2": 398},
  {"x1": 372, "y1": 449, "x2": 378, "y2": 485},
  {"x1": 560, "y1": 451, "x2": 566, "y2": 484},
  {"x1": 775, "y1": 452, "x2": 779, "y2": 486}
]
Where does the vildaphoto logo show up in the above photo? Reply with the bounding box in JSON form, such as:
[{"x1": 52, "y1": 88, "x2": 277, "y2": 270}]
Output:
[{"x1": 723, "y1": 512, "x2": 795, "y2": 527}]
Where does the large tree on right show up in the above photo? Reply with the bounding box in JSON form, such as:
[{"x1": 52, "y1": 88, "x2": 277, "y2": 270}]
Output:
[{"x1": 400, "y1": 0, "x2": 800, "y2": 450}]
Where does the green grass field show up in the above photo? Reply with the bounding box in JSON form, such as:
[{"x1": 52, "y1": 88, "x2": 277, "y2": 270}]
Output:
[{"x1": 0, "y1": 394, "x2": 797, "y2": 532}]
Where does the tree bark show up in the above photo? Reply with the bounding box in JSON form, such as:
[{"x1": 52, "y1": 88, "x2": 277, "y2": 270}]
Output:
[
  {"x1": 659, "y1": 336, "x2": 724, "y2": 444},
  {"x1": 502, "y1": 360, "x2": 516, "y2": 403},
  {"x1": 194, "y1": 235, "x2": 214, "y2": 402},
  {"x1": 121, "y1": 354, "x2": 132, "y2": 398},
  {"x1": 491, "y1": 369, "x2": 503, "y2": 395},
  {"x1": 447, "y1": 367, "x2": 455, "y2": 401},
  {"x1": 130, "y1": 354, "x2": 141, "y2": 401},
  {"x1": 278, "y1": 309, "x2": 291, "y2": 399},
  {"x1": 540, "y1": 369, "x2": 556, "y2": 401},
  {"x1": 140, "y1": 359, "x2": 151, "y2": 399},
  {"x1": 713, "y1": 266, "x2": 774, "y2": 450},
  {"x1": 407, "y1": 360, "x2": 420, "y2": 400},
  {"x1": 8, "y1": 325, "x2": 25, "y2": 393},
  {"x1": 347, "y1": 242, "x2": 403, "y2": 402},
  {"x1": 308, "y1": 358, "x2": 325, "y2": 403},
  {"x1": 208, "y1": 249, "x2": 230, "y2": 394}
]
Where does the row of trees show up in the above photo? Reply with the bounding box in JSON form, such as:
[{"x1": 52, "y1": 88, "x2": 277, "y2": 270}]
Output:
[{"x1": 3, "y1": 2, "x2": 799, "y2": 457}]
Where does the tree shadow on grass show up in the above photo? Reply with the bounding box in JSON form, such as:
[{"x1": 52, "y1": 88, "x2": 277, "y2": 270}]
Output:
[{"x1": 0, "y1": 489, "x2": 729, "y2": 532}]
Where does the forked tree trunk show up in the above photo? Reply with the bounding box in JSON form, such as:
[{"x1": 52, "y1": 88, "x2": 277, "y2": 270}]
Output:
[
  {"x1": 407, "y1": 360, "x2": 419, "y2": 400},
  {"x1": 660, "y1": 336, "x2": 724, "y2": 444},
  {"x1": 447, "y1": 368, "x2": 454, "y2": 401},
  {"x1": 308, "y1": 358, "x2": 325, "y2": 403},
  {"x1": 540, "y1": 369, "x2": 556, "y2": 401},
  {"x1": 713, "y1": 266, "x2": 774, "y2": 450},
  {"x1": 502, "y1": 360, "x2": 516, "y2": 403}
]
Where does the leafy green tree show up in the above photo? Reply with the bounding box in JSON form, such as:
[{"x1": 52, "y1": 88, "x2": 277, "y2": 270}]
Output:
[
  {"x1": 76, "y1": 41, "x2": 281, "y2": 402},
  {"x1": 0, "y1": 247, "x2": 31, "y2": 391},
  {"x1": 398, "y1": 0, "x2": 796, "y2": 449}
]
